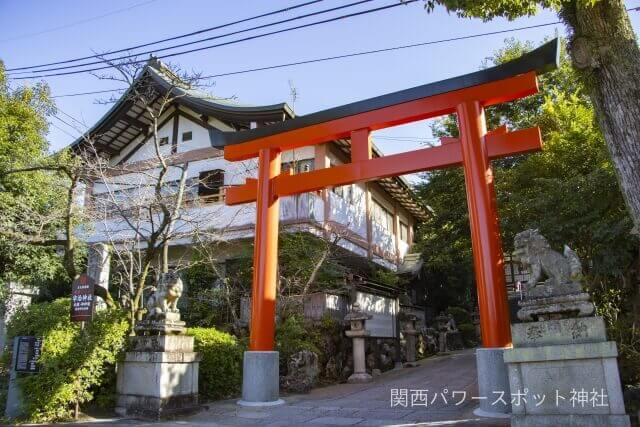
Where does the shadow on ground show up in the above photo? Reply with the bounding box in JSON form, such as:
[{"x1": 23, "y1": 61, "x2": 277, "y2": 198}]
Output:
[{"x1": 57, "y1": 349, "x2": 510, "y2": 426}]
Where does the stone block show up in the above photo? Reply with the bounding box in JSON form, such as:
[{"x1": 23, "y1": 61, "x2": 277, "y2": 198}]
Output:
[
  {"x1": 517, "y1": 292, "x2": 595, "y2": 321},
  {"x1": 504, "y1": 341, "x2": 618, "y2": 364},
  {"x1": 348, "y1": 372, "x2": 373, "y2": 383},
  {"x1": 511, "y1": 317, "x2": 607, "y2": 347},
  {"x1": 527, "y1": 282, "x2": 583, "y2": 298},
  {"x1": 505, "y1": 321, "x2": 630, "y2": 426},
  {"x1": 122, "y1": 351, "x2": 199, "y2": 363},
  {"x1": 115, "y1": 393, "x2": 199, "y2": 419},
  {"x1": 129, "y1": 334, "x2": 194, "y2": 353},
  {"x1": 116, "y1": 354, "x2": 199, "y2": 399},
  {"x1": 238, "y1": 351, "x2": 284, "y2": 406},
  {"x1": 511, "y1": 414, "x2": 630, "y2": 427},
  {"x1": 116, "y1": 333, "x2": 200, "y2": 418}
]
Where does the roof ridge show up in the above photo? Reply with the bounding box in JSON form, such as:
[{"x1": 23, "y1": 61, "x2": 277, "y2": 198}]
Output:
[{"x1": 145, "y1": 56, "x2": 192, "y2": 90}]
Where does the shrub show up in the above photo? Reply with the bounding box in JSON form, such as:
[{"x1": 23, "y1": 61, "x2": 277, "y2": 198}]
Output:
[
  {"x1": 310, "y1": 314, "x2": 345, "y2": 377},
  {"x1": 457, "y1": 323, "x2": 477, "y2": 348},
  {"x1": 188, "y1": 327, "x2": 244, "y2": 400},
  {"x1": 371, "y1": 268, "x2": 400, "y2": 287},
  {"x1": 446, "y1": 306, "x2": 471, "y2": 324},
  {"x1": 276, "y1": 315, "x2": 320, "y2": 374},
  {"x1": 6, "y1": 298, "x2": 128, "y2": 423},
  {"x1": 592, "y1": 285, "x2": 640, "y2": 387}
]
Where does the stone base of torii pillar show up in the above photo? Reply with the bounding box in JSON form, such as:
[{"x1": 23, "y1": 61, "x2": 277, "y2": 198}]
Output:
[{"x1": 237, "y1": 351, "x2": 285, "y2": 407}]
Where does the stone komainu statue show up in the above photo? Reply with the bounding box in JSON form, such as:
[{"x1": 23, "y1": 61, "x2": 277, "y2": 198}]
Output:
[
  {"x1": 146, "y1": 271, "x2": 183, "y2": 316},
  {"x1": 513, "y1": 229, "x2": 583, "y2": 287}
]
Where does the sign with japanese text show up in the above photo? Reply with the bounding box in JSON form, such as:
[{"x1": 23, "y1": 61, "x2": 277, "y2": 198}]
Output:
[
  {"x1": 355, "y1": 291, "x2": 397, "y2": 338},
  {"x1": 71, "y1": 274, "x2": 94, "y2": 322},
  {"x1": 14, "y1": 336, "x2": 43, "y2": 373}
]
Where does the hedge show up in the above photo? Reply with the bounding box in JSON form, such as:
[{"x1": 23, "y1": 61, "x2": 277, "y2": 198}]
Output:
[
  {"x1": 6, "y1": 298, "x2": 128, "y2": 423},
  {"x1": 188, "y1": 327, "x2": 244, "y2": 400}
]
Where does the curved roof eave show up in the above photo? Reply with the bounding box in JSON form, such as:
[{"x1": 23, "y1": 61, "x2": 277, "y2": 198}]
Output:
[
  {"x1": 146, "y1": 67, "x2": 294, "y2": 121},
  {"x1": 69, "y1": 72, "x2": 143, "y2": 150},
  {"x1": 70, "y1": 63, "x2": 294, "y2": 150}
]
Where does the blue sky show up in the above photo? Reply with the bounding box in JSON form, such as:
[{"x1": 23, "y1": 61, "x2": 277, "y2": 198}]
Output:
[{"x1": 2, "y1": 0, "x2": 640, "y2": 159}]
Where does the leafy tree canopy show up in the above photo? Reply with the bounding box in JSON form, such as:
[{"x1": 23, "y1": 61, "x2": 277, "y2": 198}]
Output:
[
  {"x1": 0, "y1": 62, "x2": 68, "y2": 301},
  {"x1": 423, "y1": 0, "x2": 578, "y2": 20}
]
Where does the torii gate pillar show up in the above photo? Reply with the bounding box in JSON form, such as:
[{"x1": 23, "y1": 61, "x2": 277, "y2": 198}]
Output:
[
  {"x1": 458, "y1": 101, "x2": 512, "y2": 417},
  {"x1": 237, "y1": 148, "x2": 285, "y2": 407}
]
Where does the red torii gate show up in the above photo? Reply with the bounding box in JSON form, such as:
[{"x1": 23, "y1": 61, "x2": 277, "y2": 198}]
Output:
[{"x1": 225, "y1": 39, "x2": 559, "y2": 409}]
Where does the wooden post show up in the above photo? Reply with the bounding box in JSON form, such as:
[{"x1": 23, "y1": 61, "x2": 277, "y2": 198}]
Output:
[
  {"x1": 456, "y1": 101, "x2": 511, "y2": 348},
  {"x1": 249, "y1": 148, "x2": 281, "y2": 351}
]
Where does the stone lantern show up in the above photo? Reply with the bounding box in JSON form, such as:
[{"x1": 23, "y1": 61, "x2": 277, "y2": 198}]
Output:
[
  {"x1": 471, "y1": 308, "x2": 481, "y2": 344},
  {"x1": 435, "y1": 311, "x2": 449, "y2": 353},
  {"x1": 401, "y1": 314, "x2": 419, "y2": 367},
  {"x1": 344, "y1": 303, "x2": 373, "y2": 383}
]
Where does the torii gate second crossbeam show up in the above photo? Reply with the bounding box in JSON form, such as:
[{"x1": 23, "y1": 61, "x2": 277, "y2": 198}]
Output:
[{"x1": 224, "y1": 39, "x2": 559, "y2": 412}]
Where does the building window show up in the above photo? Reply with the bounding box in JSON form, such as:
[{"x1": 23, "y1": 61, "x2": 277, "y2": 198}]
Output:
[
  {"x1": 372, "y1": 199, "x2": 394, "y2": 232},
  {"x1": 333, "y1": 184, "x2": 354, "y2": 204},
  {"x1": 159, "y1": 136, "x2": 169, "y2": 146},
  {"x1": 198, "y1": 169, "x2": 224, "y2": 203},
  {"x1": 182, "y1": 131, "x2": 193, "y2": 142},
  {"x1": 282, "y1": 159, "x2": 313, "y2": 174},
  {"x1": 400, "y1": 222, "x2": 409, "y2": 242}
]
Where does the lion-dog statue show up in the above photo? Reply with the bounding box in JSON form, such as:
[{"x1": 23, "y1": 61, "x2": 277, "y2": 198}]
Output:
[
  {"x1": 146, "y1": 271, "x2": 183, "y2": 316},
  {"x1": 513, "y1": 229, "x2": 582, "y2": 288}
]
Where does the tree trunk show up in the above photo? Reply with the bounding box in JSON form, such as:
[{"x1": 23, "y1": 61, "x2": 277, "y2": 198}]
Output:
[{"x1": 560, "y1": 0, "x2": 640, "y2": 235}]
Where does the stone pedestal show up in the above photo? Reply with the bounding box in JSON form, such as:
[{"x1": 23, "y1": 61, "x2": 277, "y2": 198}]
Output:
[
  {"x1": 135, "y1": 312, "x2": 186, "y2": 335},
  {"x1": 238, "y1": 351, "x2": 284, "y2": 406},
  {"x1": 474, "y1": 347, "x2": 512, "y2": 418},
  {"x1": 348, "y1": 335, "x2": 372, "y2": 383},
  {"x1": 517, "y1": 282, "x2": 594, "y2": 321},
  {"x1": 505, "y1": 317, "x2": 630, "y2": 427},
  {"x1": 87, "y1": 243, "x2": 110, "y2": 309},
  {"x1": 116, "y1": 324, "x2": 200, "y2": 418}
]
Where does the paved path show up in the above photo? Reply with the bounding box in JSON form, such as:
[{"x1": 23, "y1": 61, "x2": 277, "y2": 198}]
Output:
[{"x1": 73, "y1": 349, "x2": 510, "y2": 426}]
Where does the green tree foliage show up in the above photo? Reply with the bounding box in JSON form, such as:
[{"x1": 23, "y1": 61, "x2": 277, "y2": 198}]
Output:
[
  {"x1": 0, "y1": 63, "x2": 70, "y2": 301},
  {"x1": 423, "y1": 0, "x2": 640, "y2": 247},
  {"x1": 278, "y1": 232, "x2": 346, "y2": 295},
  {"x1": 5, "y1": 299, "x2": 128, "y2": 423}
]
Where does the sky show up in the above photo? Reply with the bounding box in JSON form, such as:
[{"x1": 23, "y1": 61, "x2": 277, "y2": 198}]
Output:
[{"x1": 2, "y1": 0, "x2": 640, "y2": 166}]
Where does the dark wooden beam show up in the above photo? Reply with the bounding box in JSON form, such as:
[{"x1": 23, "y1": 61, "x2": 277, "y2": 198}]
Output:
[
  {"x1": 171, "y1": 113, "x2": 179, "y2": 155},
  {"x1": 121, "y1": 114, "x2": 150, "y2": 131}
]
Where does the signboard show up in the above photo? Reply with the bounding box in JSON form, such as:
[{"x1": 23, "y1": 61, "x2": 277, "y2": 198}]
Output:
[
  {"x1": 303, "y1": 292, "x2": 347, "y2": 321},
  {"x1": 14, "y1": 336, "x2": 43, "y2": 373},
  {"x1": 354, "y1": 291, "x2": 398, "y2": 338},
  {"x1": 71, "y1": 274, "x2": 94, "y2": 322}
]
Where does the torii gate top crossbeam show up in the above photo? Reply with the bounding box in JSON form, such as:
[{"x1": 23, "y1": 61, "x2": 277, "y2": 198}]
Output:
[
  {"x1": 225, "y1": 39, "x2": 559, "y2": 352},
  {"x1": 223, "y1": 38, "x2": 558, "y2": 162}
]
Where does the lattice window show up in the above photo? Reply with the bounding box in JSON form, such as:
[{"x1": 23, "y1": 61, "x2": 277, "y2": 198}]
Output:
[{"x1": 198, "y1": 169, "x2": 224, "y2": 203}]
